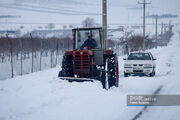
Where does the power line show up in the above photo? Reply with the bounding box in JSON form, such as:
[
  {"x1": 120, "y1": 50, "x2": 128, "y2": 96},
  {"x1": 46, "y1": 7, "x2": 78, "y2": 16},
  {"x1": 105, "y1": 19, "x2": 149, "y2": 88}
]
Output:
[
  {"x1": 13, "y1": 3, "x2": 101, "y2": 16},
  {"x1": 0, "y1": 4, "x2": 101, "y2": 16}
]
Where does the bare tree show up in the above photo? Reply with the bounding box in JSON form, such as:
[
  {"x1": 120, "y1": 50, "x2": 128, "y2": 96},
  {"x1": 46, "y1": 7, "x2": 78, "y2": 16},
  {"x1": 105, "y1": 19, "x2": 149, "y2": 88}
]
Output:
[
  {"x1": 63, "y1": 25, "x2": 67, "y2": 29},
  {"x1": 69, "y1": 25, "x2": 73, "y2": 29},
  {"x1": 81, "y1": 17, "x2": 96, "y2": 28},
  {"x1": 47, "y1": 23, "x2": 55, "y2": 30}
]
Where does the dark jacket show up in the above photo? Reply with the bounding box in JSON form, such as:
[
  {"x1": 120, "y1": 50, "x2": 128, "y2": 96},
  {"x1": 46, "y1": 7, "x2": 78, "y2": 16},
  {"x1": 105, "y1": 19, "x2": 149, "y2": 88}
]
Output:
[{"x1": 80, "y1": 39, "x2": 97, "y2": 50}]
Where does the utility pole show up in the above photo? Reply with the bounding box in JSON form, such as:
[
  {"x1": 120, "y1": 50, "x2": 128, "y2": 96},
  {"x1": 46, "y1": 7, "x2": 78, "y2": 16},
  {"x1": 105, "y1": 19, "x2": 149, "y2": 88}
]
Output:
[
  {"x1": 138, "y1": 0, "x2": 151, "y2": 51},
  {"x1": 155, "y1": 15, "x2": 158, "y2": 48},
  {"x1": 103, "y1": 0, "x2": 107, "y2": 49}
]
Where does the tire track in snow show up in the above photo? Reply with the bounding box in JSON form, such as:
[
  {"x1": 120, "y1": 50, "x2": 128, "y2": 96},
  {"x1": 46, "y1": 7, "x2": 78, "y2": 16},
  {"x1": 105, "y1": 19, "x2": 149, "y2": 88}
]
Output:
[
  {"x1": 130, "y1": 36, "x2": 179, "y2": 120},
  {"x1": 131, "y1": 85, "x2": 163, "y2": 120}
]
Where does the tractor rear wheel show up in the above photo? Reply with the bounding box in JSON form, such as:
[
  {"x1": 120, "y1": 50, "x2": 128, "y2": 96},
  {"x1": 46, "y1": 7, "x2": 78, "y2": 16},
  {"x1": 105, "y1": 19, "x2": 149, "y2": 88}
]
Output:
[
  {"x1": 107, "y1": 55, "x2": 119, "y2": 88},
  {"x1": 100, "y1": 69, "x2": 106, "y2": 89},
  {"x1": 100, "y1": 54, "x2": 119, "y2": 89}
]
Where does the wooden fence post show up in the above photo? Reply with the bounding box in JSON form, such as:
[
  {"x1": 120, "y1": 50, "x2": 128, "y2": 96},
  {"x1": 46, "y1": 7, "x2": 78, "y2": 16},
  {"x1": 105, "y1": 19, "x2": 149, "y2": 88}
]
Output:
[
  {"x1": 30, "y1": 33, "x2": 34, "y2": 73},
  {"x1": 49, "y1": 39, "x2": 53, "y2": 68},
  {"x1": 55, "y1": 39, "x2": 59, "y2": 66},
  {"x1": 0, "y1": 37, "x2": 5, "y2": 63},
  {"x1": 19, "y1": 38, "x2": 23, "y2": 75},
  {"x1": 6, "y1": 34, "x2": 14, "y2": 78},
  {"x1": 39, "y1": 39, "x2": 42, "y2": 71}
]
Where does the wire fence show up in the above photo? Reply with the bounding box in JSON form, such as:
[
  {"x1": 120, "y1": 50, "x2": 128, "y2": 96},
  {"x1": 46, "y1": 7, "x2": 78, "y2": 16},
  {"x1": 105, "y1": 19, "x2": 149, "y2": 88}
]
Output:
[{"x1": 0, "y1": 34, "x2": 72, "y2": 80}]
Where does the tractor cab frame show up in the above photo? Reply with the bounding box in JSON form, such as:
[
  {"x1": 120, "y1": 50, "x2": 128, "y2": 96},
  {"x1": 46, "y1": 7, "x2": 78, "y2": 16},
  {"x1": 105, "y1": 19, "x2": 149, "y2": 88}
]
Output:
[{"x1": 72, "y1": 27, "x2": 104, "y2": 50}]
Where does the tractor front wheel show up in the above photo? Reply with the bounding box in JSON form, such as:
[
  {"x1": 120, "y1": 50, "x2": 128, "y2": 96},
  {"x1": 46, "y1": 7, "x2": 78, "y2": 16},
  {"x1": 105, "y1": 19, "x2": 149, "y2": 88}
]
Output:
[{"x1": 58, "y1": 55, "x2": 73, "y2": 77}]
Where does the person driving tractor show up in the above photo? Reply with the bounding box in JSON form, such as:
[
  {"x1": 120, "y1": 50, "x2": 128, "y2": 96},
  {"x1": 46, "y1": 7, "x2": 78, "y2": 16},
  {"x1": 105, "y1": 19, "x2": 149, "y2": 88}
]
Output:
[{"x1": 80, "y1": 34, "x2": 97, "y2": 50}]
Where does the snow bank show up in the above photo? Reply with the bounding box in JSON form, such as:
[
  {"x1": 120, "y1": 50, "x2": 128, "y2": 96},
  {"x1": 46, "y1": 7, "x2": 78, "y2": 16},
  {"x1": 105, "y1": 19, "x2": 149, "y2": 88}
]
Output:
[{"x1": 0, "y1": 32, "x2": 180, "y2": 120}]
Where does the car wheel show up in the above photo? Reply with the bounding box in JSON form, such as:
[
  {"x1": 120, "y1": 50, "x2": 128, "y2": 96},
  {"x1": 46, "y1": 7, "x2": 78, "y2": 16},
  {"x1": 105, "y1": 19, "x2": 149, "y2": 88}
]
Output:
[
  {"x1": 149, "y1": 71, "x2": 155, "y2": 77},
  {"x1": 149, "y1": 66, "x2": 155, "y2": 77}
]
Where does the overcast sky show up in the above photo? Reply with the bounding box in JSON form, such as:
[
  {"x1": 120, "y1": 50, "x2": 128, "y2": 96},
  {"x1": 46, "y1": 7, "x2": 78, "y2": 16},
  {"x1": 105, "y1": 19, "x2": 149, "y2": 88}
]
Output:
[{"x1": 0, "y1": 0, "x2": 179, "y2": 25}]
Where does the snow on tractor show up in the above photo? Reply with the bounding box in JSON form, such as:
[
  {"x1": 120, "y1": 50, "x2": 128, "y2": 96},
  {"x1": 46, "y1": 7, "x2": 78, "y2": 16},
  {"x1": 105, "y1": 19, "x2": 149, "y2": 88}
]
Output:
[{"x1": 58, "y1": 27, "x2": 119, "y2": 89}]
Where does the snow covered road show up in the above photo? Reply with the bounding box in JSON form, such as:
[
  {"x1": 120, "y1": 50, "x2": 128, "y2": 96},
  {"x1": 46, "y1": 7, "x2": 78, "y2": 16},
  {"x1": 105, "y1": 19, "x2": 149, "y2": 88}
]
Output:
[{"x1": 0, "y1": 33, "x2": 180, "y2": 120}]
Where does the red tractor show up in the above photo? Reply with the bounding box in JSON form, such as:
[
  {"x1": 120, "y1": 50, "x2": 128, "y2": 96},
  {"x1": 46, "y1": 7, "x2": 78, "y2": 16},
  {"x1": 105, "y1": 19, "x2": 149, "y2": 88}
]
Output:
[{"x1": 58, "y1": 27, "x2": 119, "y2": 89}]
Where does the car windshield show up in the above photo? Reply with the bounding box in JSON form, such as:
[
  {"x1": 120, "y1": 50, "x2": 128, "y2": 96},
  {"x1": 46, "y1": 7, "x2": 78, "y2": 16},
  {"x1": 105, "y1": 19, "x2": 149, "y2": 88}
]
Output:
[
  {"x1": 128, "y1": 53, "x2": 151, "y2": 60},
  {"x1": 74, "y1": 29, "x2": 101, "y2": 49}
]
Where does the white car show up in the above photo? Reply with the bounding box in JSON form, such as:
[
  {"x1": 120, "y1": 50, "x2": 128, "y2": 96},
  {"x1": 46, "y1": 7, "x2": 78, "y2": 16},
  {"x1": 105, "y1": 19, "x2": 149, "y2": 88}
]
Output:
[{"x1": 123, "y1": 52, "x2": 156, "y2": 77}]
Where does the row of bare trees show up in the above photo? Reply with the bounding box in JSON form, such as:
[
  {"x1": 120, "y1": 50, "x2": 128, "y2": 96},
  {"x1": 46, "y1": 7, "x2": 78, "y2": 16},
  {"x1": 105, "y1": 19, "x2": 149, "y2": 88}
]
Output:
[
  {"x1": 0, "y1": 34, "x2": 73, "y2": 79},
  {"x1": 118, "y1": 24, "x2": 174, "y2": 55}
]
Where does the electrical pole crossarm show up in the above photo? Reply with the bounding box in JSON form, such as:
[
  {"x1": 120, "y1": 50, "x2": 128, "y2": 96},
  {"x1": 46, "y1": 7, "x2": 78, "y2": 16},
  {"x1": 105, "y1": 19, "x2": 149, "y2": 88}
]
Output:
[{"x1": 138, "y1": 1, "x2": 151, "y2": 4}]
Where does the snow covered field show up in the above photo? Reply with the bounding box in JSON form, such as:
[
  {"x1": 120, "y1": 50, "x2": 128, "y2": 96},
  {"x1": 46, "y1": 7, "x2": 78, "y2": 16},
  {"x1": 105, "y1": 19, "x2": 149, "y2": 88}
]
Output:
[{"x1": 0, "y1": 32, "x2": 180, "y2": 120}]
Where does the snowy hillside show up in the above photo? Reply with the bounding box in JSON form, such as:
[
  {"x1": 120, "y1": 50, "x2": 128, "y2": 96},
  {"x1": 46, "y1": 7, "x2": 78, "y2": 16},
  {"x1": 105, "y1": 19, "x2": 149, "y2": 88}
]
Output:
[{"x1": 0, "y1": 32, "x2": 180, "y2": 120}]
